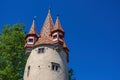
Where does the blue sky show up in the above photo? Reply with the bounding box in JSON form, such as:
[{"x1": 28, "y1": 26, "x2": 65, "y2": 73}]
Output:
[{"x1": 0, "y1": 0, "x2": 120, "y2": 80}]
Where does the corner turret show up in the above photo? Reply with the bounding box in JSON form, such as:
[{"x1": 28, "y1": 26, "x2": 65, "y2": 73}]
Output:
[
  {"x1": 51, "y1": 16, "x2": 64, "y2": 45},
  {"x1": 25, "y1": 17, "x2": 38, "y2": 55}
]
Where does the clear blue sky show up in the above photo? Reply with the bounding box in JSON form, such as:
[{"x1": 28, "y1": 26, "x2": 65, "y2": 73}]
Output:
[{"x1": 0, "y1": 0, "x2": 120, "y2": 80}]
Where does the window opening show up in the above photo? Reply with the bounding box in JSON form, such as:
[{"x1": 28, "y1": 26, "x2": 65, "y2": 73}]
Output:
[
  {"x1": 29, "y1": 39, "x2": 33, "y2": 42},
  {"x1": 27, "y1": 66, "x2": 30, "y2": 77},
  {"x1": 38, "y1": 48, "x2": 44, "y2": 53},
  {"x1": 51, "y1": 62, "x2": 60, "y2": 71},
  {"x1": 59, "y1": 35, "x2": 63, "y2": 39},
  {"x1": 53, "y1": 35, "x2": 57, "y2": 39}
]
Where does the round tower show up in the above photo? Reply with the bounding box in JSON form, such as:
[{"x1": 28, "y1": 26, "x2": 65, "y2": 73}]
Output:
[{"x1": 24, "y1": 10, "x2": 69, "y2": 80}]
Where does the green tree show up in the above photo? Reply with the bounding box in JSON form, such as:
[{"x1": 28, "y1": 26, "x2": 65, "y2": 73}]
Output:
[
  {"x1": 0, "y1": 24, "x2": 27, "y2": 80},
  {"x1": 69, "y1": 69, "x2": 76, "y2": 80}
]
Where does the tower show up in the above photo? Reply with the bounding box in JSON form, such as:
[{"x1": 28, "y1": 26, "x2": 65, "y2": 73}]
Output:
[
  {"x1": 25, "y1": 17, "x2": 38, "y2": 55},
  {"x1": 24, "y1": 10, "x2": 69, "y2": 80}
]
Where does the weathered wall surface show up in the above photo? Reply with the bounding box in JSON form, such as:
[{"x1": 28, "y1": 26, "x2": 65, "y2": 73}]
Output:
[{"x1": 24, "y1": 45, "x2": 68, "y2": 80}]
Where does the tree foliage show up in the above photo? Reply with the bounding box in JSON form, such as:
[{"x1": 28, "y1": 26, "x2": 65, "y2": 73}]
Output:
[
  {"x1": 69, "y1": 69, "x2": 76, "y2": 80},
  {"x1": 0, "y1": 24, "x2": 27, "y2": 80}
]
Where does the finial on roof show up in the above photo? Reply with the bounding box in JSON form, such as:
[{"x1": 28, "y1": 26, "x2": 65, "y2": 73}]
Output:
[
  {"x1": 33, "y1": 16, "x2": 37, "y2": 22},
  {"x1": 48, "y1": 6, "x2": 51, "y2": 13},
  {"x1": 56, "y1": 13, "x2": 59, "y2": 19},
  {"x1": 27, "y1": 16, "x2": 38, "y2": 36}
]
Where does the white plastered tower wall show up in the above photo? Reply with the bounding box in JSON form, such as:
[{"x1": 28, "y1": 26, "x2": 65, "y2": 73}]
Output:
[{"x1": 24, "y1": 45, "x2": 68, "y2": 80}]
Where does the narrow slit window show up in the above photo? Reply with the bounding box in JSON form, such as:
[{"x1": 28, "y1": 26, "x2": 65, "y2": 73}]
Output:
[{"x1": 27, "y1": 66, "x2": 30, "y2": 77}]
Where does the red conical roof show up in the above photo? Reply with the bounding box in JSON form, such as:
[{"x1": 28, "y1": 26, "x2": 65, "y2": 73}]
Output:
[
  {"x1": 28, "y1": 18, "x2": 37, "y2": 35},
  {"x1": 35, "y1": 10, "x2": 54, "y2": 46},
  {"x1": 52, "y1": 16, "x2": 64, "y2": 32},
  {"x1": 40, "y1": 10, "x2": 54, "y2": 37},
  {"x1": 25, "y1": 17, "x2": 38, "y2": 39}
]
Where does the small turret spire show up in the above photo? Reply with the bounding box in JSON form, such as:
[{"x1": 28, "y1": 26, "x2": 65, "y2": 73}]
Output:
[
  {"x1": 53, "y1": 15, "x2": 64, "y2": 32},
  {"x1": 48, "y1": 8, "x2": 51, "y2": 13},
  {"x1": 33, "y1": 16, "x2": 36, "y2": 22},
  {"x1": 48, "y1": 5, "x2": 51, "y2": 13},
  {"x1": 25, "y1": 16, "x2": 38, "y2": 55},
  {"x1": 28, "y1": 16, "x2": 37, "y2": 35}
]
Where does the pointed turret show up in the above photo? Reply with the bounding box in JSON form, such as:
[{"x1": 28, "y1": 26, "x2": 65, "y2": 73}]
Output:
[
  {"x1": 53, "y1": 16, "x2": 64, "y2": 33},
  {"x1": 51, "y1": 16, "x2": 65, "y2": 45},
  {"x1": 28, "y1": 17, "x2": 37, "y2": 35},
  {"x1": 26, "y1": 17, "x2": 38, "y2": 38},
  {"x1": 34, "y1": 10, "x2": 54, "y2": 46},
  {"x1": 25, "y1": 17, "x2": 38, "y2": 55},
  {"x1": 40, "y1": 9, "x2": 54, "y2": 37}
]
